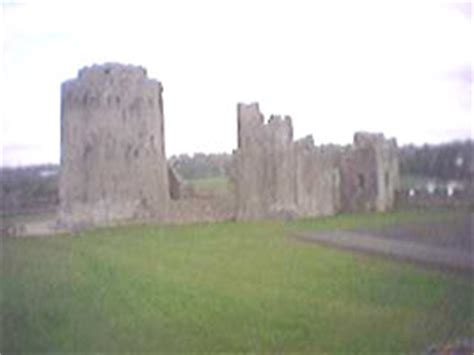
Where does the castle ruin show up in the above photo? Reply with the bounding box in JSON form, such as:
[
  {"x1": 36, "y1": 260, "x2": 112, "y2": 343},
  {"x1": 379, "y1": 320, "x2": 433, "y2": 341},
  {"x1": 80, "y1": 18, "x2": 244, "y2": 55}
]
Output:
[
  {"x1": 59, "y1": 64, "x2": 169, "y2": 226},
  {"x1": 233, "y1": 103, "x2": 399, "y2": 220},
  {"x1": 339, "y1": 132, "x2": 400, "y2": 212},
  {"x1": 59, "y1": 63, "x2": 400, "y2": 228}
]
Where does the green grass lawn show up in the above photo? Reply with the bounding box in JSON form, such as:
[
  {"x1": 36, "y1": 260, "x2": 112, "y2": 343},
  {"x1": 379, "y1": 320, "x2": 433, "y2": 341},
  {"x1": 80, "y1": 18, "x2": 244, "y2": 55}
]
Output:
[{"x1": 1, "y1": 212, "x2": 473, "y2": 353}]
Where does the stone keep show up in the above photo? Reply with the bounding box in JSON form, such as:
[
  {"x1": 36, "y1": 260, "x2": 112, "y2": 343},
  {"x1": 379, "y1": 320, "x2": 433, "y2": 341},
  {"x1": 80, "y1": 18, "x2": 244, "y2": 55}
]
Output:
[{"x1": 59, "y1": 63, "x2": 169, "y2": 226}]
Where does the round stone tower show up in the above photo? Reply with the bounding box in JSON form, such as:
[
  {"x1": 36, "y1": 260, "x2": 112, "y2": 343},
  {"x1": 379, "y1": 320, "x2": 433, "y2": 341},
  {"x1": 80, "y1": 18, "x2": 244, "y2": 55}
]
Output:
[{"x1": 59, "y1": 63, "x2": 169, "y2": 227}]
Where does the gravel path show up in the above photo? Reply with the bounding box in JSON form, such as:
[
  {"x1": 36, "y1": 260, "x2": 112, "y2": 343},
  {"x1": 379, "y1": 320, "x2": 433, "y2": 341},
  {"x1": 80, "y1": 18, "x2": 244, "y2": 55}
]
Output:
[
  {"x1": 291, "y1": 229, "x2": 474, "y2": 273},
  {"x1": 353, "y1": 213, "x2": 473, "y2": 251}
]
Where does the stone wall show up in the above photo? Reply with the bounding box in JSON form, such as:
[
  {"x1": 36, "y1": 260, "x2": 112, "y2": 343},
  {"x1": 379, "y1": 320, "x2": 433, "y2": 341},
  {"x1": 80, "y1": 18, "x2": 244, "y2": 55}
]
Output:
[
  {"x1": 168, "y1": 194, "x2": 236, "y2": 224},
  {"x1": 59, "y1": 63, "x2": 169, "y2": 227},
  {"x1": 234, "y1": 103, "x2": 266, "y2": 219},
  {"x1": 339, "y1": 133, "x2": 399, "y2": 212},
  {"x1": 234, "y1": 103, "x2": 343, "y2": 220},
  {"x1": 59, "y1": 63, "x2": 401, "y2": 228},
  {"x1": 233, "y1": 103, "x2": 400, "y2": 220},
  {"x1": 234, "y1": 103, "x2": 298, "y2": 220},
  {"x1": 168, "y1": 164, "x2": 187, "y2": 200},
  {"x1": 294, "y1": 138, "x2": 341, "y2": 217}
]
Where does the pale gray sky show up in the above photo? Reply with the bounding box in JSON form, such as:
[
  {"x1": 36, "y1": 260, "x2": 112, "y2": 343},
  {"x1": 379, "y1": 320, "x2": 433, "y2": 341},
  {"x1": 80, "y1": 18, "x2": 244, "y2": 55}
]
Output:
[{"x1": 1, "y1": 0, "x2": 472, "y2": 166}]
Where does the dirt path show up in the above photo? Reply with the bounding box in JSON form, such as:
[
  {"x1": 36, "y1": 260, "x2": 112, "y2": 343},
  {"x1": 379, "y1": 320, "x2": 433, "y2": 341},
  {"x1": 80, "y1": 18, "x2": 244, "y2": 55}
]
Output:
[{"x1": 291, "y1": 230, "x2": 474, "y2": 273}]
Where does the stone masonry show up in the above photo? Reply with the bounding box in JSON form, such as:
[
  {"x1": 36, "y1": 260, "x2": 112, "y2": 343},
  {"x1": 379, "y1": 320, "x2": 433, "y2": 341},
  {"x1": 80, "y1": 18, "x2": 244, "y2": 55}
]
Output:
[
  {"x1": 58, "y1": 63, "x2": 400, "y2": 228},
  {"x1": 294, "y1": 137, "x2": 342, "y2": 217},
  {"x1": 234, "y1": 103, "x2": 297, "y2": 220},
  {"x1": 59, "y1": 63, "x2": 169, "y2": 227},
  {"x1": 339, "y1": 133, "x2": 400, "y2": 212},
  {"x1": 233, "y1": 103, "x2": 400, "y2": 220}
]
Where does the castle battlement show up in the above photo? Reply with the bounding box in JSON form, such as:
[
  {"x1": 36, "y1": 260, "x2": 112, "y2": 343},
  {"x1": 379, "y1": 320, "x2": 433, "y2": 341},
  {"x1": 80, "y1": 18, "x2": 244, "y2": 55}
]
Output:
[
  {"x1": 61, "y1": 63, "x2": 163, "y2": 111},
  {"x1": 78, "y1": 63, "x2": 148, "y2": 81}
]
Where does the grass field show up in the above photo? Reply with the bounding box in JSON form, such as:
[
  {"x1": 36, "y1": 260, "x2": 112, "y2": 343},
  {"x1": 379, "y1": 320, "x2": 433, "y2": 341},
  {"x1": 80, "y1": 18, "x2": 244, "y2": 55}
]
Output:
[
  {"x1": 188, "y1": 176, "x2": 232, "y2": 196},
  {"x1": 1, "y1": 211, "x2": 473, "y2": 353}
]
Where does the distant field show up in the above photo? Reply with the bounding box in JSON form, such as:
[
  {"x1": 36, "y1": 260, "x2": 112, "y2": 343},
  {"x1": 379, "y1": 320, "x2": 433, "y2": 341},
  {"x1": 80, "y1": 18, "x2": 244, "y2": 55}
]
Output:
[
  {"x1": 188, "y1": 176, "x2": 232, "y2": 195},
  {"x1": 190, "y1": 174, "x2": 445, "y2": 193},
  {"x1": 2, "y1": 210, "x2": 473, "y2": 353}
]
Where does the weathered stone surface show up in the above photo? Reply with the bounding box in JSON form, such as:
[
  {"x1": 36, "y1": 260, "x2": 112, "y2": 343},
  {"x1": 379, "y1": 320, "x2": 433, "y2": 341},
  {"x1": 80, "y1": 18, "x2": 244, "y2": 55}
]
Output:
[
  {"x1": 59, "y1": 63, "x2": 169, "y2": 227},
  {"x1": 234, "y1": 104, "x2": 297, "y2": 220},
  {"x1": 340, "y1": 132, "x2": 399, "y2": 212},
  {"x1": 234, "y1": 103, "x2": 400, "y2": 220},
  {"x1": 168, "y1": 194, "x2": 236, "y2": 224},
  {"x1": 234, "y1": 103, "x2": 268, "y2": 220},
  {"x1": 168, "y1": 164, "x2": 185, "y2": 200},
  {"x1": 294, "y1": 139, "x2": 341, "y2": 217},
  {"x1": 59, "y1": 63, "x2": 400, "y2": 227}
]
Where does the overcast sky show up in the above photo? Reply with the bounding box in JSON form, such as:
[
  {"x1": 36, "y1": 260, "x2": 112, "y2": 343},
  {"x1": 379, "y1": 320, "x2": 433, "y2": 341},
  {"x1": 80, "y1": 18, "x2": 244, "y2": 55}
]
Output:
[{"x1": 1, "y1": 0, "x2": 472, "y2": 166}]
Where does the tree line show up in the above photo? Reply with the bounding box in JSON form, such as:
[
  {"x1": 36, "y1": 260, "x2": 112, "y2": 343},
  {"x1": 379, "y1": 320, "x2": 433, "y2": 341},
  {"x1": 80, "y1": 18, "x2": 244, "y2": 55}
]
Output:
[
  {"x1": 169, "y1": 153, "x2": 232, "y2": 180},
  {"x1": 399, "y1": 140, "x2": 473, "y2": 181}
]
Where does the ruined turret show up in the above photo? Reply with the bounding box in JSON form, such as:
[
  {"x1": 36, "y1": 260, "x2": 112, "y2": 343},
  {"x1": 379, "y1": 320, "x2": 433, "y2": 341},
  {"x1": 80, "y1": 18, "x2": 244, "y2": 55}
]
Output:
[
  {"x1": 233, "y1": 104, "x2": 400, "y2": 220},
  {"x1": 339, "y1": 132, "x2": 399, "y2": 212},
  {"x1": 59, "y1": 63, "x2": 169, "y2": 227}
]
